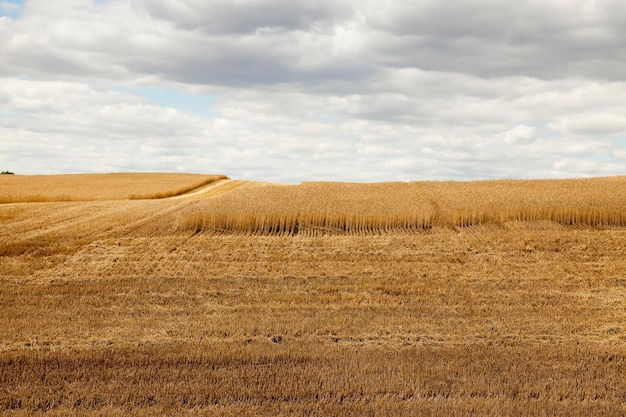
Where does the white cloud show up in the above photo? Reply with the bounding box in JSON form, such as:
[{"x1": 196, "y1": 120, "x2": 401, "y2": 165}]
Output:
[
  {"x1": 549, "y1": 113, "x2": 626, "y2": 136},
  {"x1": 502, "y1": 125, "x2": 536, "y2": 145},
  {"x1": 0, "y1": 0, "x2": 625, "y2": 181}
]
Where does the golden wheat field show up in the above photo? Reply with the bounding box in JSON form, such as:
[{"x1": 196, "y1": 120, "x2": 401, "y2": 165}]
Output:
[
  {"x1": 0, "y1": 173, "x2": 228, "y2": 203},
  {"x1": 1, "y1": 174, "x2": 626, "y2": 416}
]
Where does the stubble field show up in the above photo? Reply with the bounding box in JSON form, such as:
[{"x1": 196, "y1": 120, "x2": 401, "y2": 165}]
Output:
[{"x1": 1, "y1": 174, "x2": 626, "y2": 416}]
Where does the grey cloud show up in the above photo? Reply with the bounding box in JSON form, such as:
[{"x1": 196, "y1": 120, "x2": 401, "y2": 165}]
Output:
[
  {"x1": 134, "y1": 0, "x2": 353, "y2": 34},
  {"x1": 4, "y1": 0, "x2": 626, "y2": 89},
  {"x1": 365, "y1": 0, "x2": 626, "y2": 81},
  {"x1": 160, "y1": 46, "x2": 376, "y2": 87},
  {"x1": 1, "y1": 0, "x2": 375, "y2": 88}
]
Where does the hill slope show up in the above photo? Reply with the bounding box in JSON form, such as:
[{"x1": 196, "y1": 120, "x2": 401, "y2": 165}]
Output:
[{"x1": 0, "y1": 173, "x2": 228, "y2": 203}]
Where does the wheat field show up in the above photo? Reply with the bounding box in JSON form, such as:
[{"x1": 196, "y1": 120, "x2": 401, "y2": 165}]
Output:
[
  {"x1": 180, "y1": 177, "x2": 626, "y2": 235},
  {"x1": 1, "y1": 174, "x2": 626, "y2": 416},
  {"x1": 0, "y1": 173, "x2": 227, "y2": 203}
]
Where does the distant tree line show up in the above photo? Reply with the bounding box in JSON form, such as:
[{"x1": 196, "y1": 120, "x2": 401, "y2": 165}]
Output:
[{"x1": 1, "y1": 171, "x2": 15, "y2": 175}]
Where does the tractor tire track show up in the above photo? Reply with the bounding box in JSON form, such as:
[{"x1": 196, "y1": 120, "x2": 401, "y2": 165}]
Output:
[{"x1": 0, "y1": 179, "x2": 260, "y2": 257}]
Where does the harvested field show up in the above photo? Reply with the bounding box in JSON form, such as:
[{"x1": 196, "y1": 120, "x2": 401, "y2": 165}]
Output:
[{"x1": 1, "y1": 174, "x2": 626, "y2": 416}]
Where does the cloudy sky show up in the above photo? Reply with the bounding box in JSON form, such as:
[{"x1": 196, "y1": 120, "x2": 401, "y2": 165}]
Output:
[{"x1": 1, "y1": 0, "x2": 625, "y2": 182}]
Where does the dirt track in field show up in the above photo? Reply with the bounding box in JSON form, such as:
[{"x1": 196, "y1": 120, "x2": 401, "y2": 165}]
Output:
[{"x1": 172, "y1": 179, "x2": 246, "y2": 198}]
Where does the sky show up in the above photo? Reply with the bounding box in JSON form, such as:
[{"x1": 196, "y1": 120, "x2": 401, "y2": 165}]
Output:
[{"x1": 1, "y1": 0, "x2": 625, "y2": 183}]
